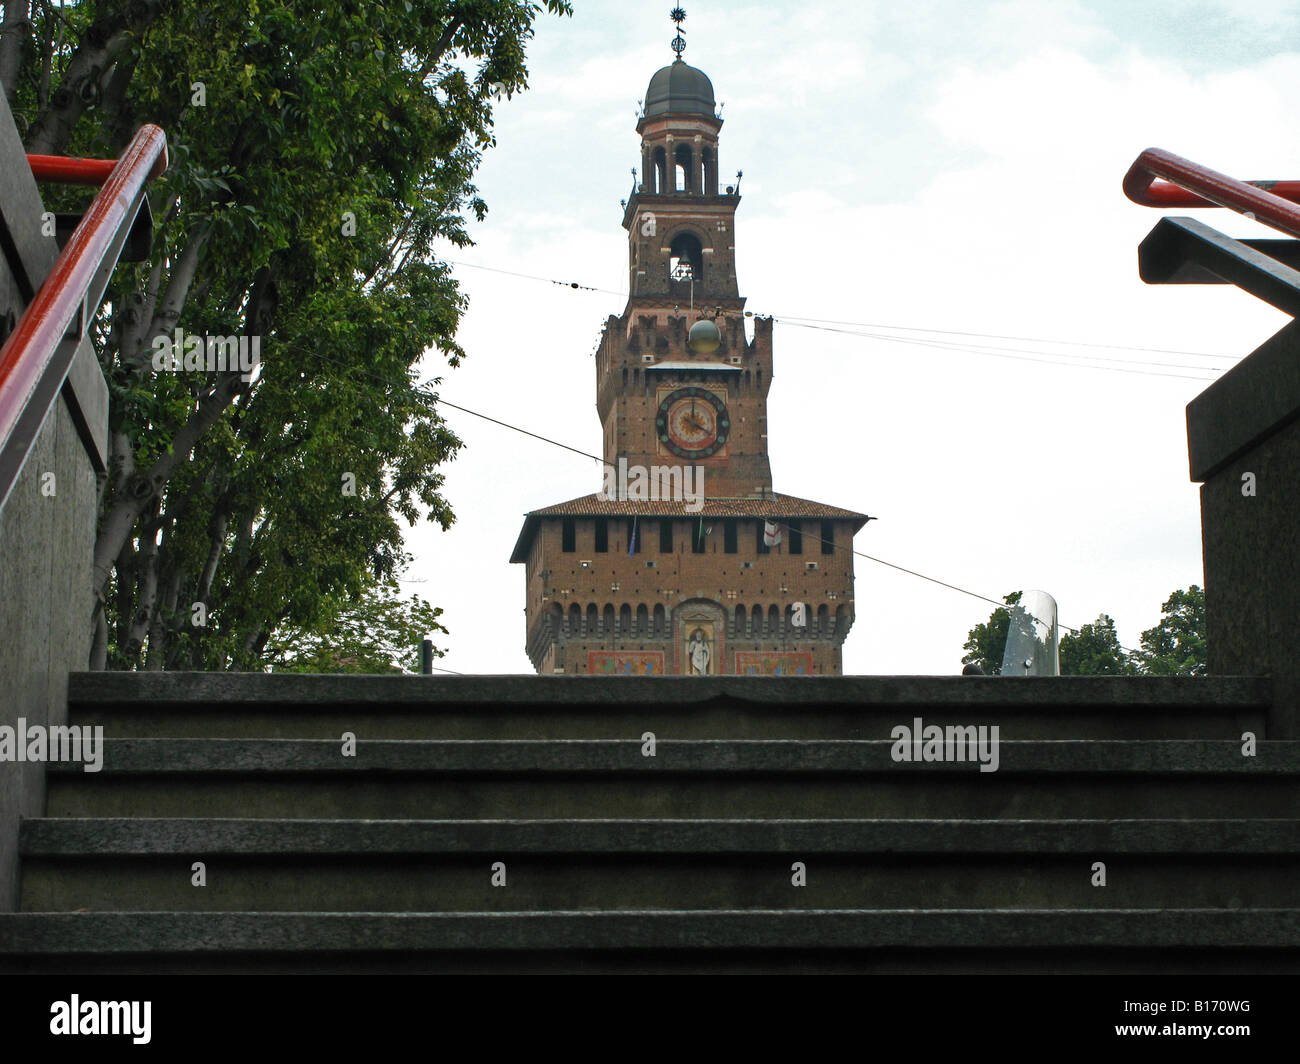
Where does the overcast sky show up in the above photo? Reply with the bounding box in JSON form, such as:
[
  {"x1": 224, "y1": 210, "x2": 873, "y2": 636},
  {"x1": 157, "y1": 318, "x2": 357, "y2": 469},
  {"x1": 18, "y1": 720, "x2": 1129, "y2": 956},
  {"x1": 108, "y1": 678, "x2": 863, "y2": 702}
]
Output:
[{"x1": 408, "y1": 0, "x2": 1299, "y2": 675}]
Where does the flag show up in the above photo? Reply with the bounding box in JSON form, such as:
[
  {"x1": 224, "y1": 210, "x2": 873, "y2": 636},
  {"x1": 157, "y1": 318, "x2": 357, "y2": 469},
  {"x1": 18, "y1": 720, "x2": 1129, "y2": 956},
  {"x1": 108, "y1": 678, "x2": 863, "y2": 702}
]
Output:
[
  {"x1": 628, "y1": 516, "x2": 638, "y2": 556},
  {"x1": 763, "y1": 520, "x2": 782, "y2": 547}
]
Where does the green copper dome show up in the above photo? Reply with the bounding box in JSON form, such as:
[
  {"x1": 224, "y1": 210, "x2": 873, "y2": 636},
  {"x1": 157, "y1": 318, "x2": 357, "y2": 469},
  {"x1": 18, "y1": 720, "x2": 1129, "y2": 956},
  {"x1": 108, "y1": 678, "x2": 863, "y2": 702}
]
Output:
[{"x1": 644, "y1": 59, "x2": 716, "y2": 118}]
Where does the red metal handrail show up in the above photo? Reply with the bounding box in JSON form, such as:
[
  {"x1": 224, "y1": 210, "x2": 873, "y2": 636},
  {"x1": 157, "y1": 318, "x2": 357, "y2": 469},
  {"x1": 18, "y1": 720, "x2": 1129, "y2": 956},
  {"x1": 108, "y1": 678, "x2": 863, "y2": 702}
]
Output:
[
  {"x1": 30, "y1": 153, "x2": 132, "y2": 186},
  {"x1": 0, "y1": 124, "x2": 167, "y2": 492},
  {"x1": 1124, "y1": 147, "x2": 1300, "y2": 240}
]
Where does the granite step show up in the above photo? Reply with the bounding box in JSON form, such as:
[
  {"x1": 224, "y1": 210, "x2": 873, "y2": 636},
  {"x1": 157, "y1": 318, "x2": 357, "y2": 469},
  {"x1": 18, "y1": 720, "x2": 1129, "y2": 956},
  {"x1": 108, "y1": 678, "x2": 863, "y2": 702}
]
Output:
[
  {"x1": 18, "y1": 817, "x2": 1300, "y2": 912},
  {"x1": 44, "y1": 739, "x2": 1300, "y2": 820},
  {"x1": 66, "y1": 673, "x2": 1273, "y2": 740},
  {"x1": 2, "y1": 909, "x2": 1298, "y2": 974}
]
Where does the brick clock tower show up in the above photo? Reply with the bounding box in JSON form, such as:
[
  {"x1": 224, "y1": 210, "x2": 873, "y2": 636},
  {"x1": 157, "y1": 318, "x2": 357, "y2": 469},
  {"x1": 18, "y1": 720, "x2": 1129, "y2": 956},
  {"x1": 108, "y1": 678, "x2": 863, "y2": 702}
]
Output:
[{"x1": 511, "y1": 30, "x2": 871, "y2": 676}]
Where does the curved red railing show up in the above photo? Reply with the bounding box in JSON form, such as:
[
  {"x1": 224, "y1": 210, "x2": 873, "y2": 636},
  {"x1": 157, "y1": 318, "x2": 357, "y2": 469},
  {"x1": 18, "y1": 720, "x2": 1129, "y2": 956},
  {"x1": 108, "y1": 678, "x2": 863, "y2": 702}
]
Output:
[
  {"x1": 1124, "y1": 147, "x2": 1300, "y2": 240},
  {"x1": 28, "y1": 153, "x2": 142, "y2": 186},
  {"x1": 0, "y1": 124, "x2": 167, "y2": 491}
]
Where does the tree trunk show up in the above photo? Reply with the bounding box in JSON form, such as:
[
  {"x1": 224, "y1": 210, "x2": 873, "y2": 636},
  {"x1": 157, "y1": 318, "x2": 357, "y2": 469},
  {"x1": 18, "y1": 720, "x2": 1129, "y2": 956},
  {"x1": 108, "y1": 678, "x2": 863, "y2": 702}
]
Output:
[
  {"x1": 23, "y1": 0, "x2": 172, "y2": 154},
  {"x1": 0, "y1": 1, "x2": 30, "y2": 109}
]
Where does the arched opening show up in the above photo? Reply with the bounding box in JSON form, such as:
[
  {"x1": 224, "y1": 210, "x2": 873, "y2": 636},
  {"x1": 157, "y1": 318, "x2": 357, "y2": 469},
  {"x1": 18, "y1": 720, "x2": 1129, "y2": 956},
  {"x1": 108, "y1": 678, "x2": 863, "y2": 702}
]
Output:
[
  {"x1": 701, "y1": 147, "x2": 716, "y2": 195},
  {"x1": 636, "y1": 604, "x2": 649, "y2": 636},
  {"x1": 734, "y1": 604, "x2": 745, "y2": 635},
  {"x1": 653, "y1": 604, "x2": 666, "y2": 635},
  {"x1": 587, "y1": 603, "x2": 599, "y2": 634},
  {"x1": 620, "y1": 603, "x2": 632, "y2": 634},
  {"x1": 653, "y1": 146, "x2": 668, "y2": 194},
  {"x1": 568, "y1": 602, "x2": 581, "y2": 632},
  {"x1": 751, "y1": 604, "x2": 762, "y2": 635},
  {"x1": 669, "y1": 231, "x2": 704, "y2": 294},
  {"x1": 602, "y1": 603, "x2": 615, "y2": 634},
  {"x1": 768, "y1": 604, "x2": 780, "y2": 633},
  {"x1": 674, "y1": 144, "x2": 693, "y2": 192},
  {"x1": 817, "y1": 604, "x2": 830, "y2": 634}
]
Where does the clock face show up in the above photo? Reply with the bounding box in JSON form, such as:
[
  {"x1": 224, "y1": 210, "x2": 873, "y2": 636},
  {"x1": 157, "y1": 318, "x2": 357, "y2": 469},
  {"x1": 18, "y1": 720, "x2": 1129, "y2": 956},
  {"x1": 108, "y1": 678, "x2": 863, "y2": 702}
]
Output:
[{"x1": 656, "y1": 386, "x2": 730, "y2": 458}]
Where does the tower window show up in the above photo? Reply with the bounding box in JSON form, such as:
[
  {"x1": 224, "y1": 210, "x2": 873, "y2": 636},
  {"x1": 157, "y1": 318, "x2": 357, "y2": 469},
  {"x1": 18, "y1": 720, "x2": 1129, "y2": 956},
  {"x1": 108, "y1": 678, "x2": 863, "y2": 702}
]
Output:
[
  {"x1": 724, "y1": 519, "x2": 738, "y2": 554},
  {"x1": 788, "y1": 520, "x2": 803, "y2": 555},
  {"x1": 693, "y1": 520, "x2": 707, "y2": 553},
  {"x1": 756, "y1": 520, "x2": 770, "y2": 555},
  {"x1": 659, "y1": 520, "x2": 673, "y2": 553},
  {"x1": 562, "y1": 519, "x2": 576, "y2": 553},
  {"x1": 821, "y1": 520, "x2": 835, "y2": 555},
  {"x1": 669, "y1": 232, "x2": 704, "y2": 290},
  {"x1": 627, "y1": 517, "x2": 640, "y2": 555},
  {"x1": 674, "y1": 144, "x2": 693, "y2": 192},
  {"x1": 653, "y1": 146, "x2": 668, "y2": 194},
  {"x1": 595, "y1": 518, "x2": 608, "y2": 553}
]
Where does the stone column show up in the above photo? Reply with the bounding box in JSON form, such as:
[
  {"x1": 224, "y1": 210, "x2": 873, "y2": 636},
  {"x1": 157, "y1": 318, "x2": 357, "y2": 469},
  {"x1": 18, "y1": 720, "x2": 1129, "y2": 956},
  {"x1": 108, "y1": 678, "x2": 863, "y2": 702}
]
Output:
[{"x1": 1187, "y1": 317, "x2": 1300, "y2": 737}]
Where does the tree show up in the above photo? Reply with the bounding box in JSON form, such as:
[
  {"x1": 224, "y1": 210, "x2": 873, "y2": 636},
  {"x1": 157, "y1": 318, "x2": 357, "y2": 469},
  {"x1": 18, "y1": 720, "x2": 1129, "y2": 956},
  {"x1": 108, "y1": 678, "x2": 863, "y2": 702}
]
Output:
[
  {"x1": 1059, "y1": 614, "x2": 1135, "y2": 675},
  {"x1": 264, "y1": 571, "x2": 448, "y2": 674},
  {"x1": 1136, "y1": 586, "x2": 1207, "y2": 676},
  {"x1": 2, "y1": 0, "x2": 572, "y2": 670},
  {"x1": 961, "y1": 586, "x2": 1208, "y2": 677},
  {"x1": 961, "y1": 592, "x2": 1021, "y2": 675}
]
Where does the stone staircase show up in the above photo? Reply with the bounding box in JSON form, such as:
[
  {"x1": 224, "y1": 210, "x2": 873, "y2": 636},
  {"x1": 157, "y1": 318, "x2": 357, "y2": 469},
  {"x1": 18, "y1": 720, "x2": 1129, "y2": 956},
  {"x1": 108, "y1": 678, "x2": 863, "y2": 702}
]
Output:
[{"x1": 1, "y1": 672, "x2": 1298, "y2": 973}]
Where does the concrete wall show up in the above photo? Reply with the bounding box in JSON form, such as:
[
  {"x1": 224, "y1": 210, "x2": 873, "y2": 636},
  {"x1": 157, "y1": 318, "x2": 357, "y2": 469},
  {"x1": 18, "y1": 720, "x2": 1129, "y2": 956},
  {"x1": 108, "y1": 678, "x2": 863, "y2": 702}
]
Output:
[
  {"x1": 1188, "y1": 317, "x2": 1300, "y2": 738},
  {"x1": 0, "y1": 86, "x2": 108, "y2": 910},
  {"x1": 0, "y1": 359, "x2": 103, "y2": 910}
]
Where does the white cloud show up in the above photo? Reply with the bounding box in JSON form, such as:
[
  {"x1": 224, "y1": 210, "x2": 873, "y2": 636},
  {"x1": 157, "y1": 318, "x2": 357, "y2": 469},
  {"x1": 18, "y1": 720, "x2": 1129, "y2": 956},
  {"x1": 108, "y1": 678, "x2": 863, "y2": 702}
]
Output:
[{"x1": 401, "y1": 0, "x2": 1298, "y2": 675}]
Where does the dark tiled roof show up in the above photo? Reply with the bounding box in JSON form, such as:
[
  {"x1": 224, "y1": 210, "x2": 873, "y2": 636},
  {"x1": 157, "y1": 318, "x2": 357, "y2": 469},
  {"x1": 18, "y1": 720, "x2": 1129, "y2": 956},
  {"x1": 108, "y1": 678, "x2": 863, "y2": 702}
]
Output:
[
  {"x1": 644, "y1": 60, "x2": 716, "y2": 119},
  {"x1": 526, "y1": 492, "x2": 869, "y2": 519},
  {"x1": 510, "y1": 492, "x2": 873, "y2": 562}
]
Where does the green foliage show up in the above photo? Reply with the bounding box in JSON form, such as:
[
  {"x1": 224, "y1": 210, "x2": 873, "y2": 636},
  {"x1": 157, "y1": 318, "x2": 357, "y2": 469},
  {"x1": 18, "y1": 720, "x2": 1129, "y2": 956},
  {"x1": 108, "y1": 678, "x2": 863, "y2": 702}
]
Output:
[
  {"x1": 1136, "y1": 585, "x2": 1207, "y2": 676},
  {"x1": 264, "y1": 573, "x2": 448, "y2": 674},
  {"x1": 8, "y1": 0, "x2": 572, "y2": 670},
  {"x1": 961, "y1": 592, "x2": 1021, "y2": 675},
  {"x1": 962, "y1": 587, "x2": 1208, "y2": 677},
  {"x1": 1059, "y1": 614, "x2": 1136, "y2": 675}
]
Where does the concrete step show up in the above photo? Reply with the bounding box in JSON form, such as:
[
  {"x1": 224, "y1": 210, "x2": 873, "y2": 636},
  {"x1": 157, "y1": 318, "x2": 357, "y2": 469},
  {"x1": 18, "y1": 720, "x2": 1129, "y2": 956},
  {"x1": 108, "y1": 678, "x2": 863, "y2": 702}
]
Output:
[
  {"x1": 67, "y1": 673, "x2": 1274, "y2": 740},
  {"x1": 45, "y1": 739, "x2": 1300, "y2": 819},
  {"x1": 19, "y1": 817, "x2": 1300, "y2": 912},
  {"x1": 2, "y1": 909, "x2": 1298, "y2": 973},
  {"x1": 29, "y1": 671, "x2": 1293, "y2": 971}
]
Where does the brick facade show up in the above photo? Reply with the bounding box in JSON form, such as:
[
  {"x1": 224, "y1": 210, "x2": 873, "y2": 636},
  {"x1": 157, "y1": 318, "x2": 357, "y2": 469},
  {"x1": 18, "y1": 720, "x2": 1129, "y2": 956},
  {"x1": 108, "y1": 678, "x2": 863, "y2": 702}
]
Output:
[{"x1": 511, "y1": 58, "x2": 870, "y2": 674}]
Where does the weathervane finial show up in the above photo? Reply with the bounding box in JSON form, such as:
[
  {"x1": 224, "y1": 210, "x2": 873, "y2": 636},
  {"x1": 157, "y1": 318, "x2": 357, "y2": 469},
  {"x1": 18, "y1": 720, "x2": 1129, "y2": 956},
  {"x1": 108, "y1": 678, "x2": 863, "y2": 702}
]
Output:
[{"x1": 670, "y1": 8, "x2": 687, "y2": 59}]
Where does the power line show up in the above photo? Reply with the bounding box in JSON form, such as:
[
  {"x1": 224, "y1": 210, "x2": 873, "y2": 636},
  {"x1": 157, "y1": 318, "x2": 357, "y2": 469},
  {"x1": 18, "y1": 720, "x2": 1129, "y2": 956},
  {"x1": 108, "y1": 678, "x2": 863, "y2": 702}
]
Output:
[
  {"x1": 445, "y1": 257, "x2": 1231, "y2": 378},
  {"x1": 785, "y1": 321, "x2": 1220, "y2": 381},
  {"x1": 274, "y1": 343, "x2": 1123, "y2": 655},
  {"x1": 448, "y1": 258, "x2": 620, "y2": 296},
  {"x1": 769, "y1": 312, "x2": 1235, "y2": 361}
]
